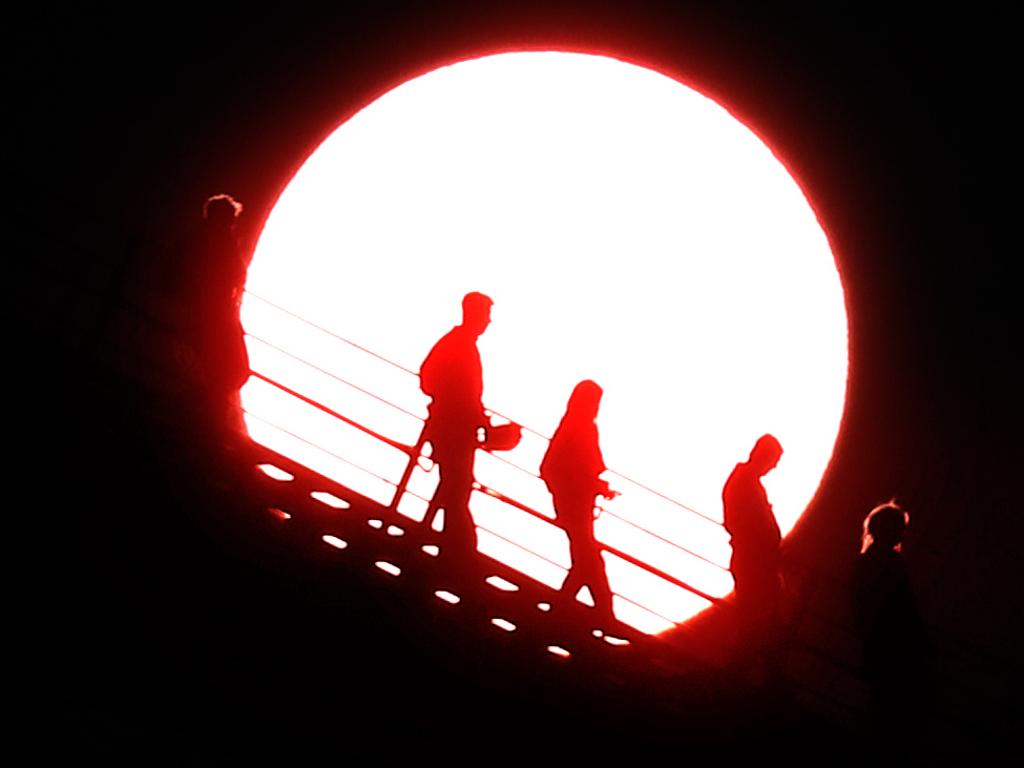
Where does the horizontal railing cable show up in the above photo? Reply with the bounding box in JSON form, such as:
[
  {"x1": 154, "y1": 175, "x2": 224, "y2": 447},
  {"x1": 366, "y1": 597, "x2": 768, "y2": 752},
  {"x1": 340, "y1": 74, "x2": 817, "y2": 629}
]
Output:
[
  {"x1": 477, "y1": 479, "x2": 729, "y2": 575},
  {"x1": 251, "y1": 437, "x2": 697, "y2": 626},
  {"x1": 465, "y1": 513, "x2": 684, "y2": 628},
  {"x1": 596, "y1": 506, "x2": 730, "y2": 573},
  {"x1": 245, "y1": 290, "x2": 719, "y2": 526},
  {"x1": 250, "y1": 371, "x2": 414, "y2": 456},
  {"x1": 246, "y1": 291, "x2": 420, "y2": 376},
  {"x1": 112, "y1": 282, "x2": 870, "y2": 724},
  {"x1": 243, "y1": 410, "x2": 400, "y2": 491},
  {"x1": 251, "y1": 365, "x2": 727, "y2": 579},
  {"x1": 246, "y1": 332, "x2": 425, "y2": 420},
  {"x1": 245, "y1": 364, "x2": 724, "y2": 575},
  {"x1": 476, "y1": 482, "x2": 726, "y2": 605}
]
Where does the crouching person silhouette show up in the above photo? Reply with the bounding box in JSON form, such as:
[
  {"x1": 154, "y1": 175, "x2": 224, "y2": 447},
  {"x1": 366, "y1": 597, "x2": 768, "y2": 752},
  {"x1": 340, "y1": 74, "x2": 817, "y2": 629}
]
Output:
[
  {"x1": 541, "y1": 380, "x2": 618, "y2": 623},
  {"x1": 419, "y1": 292, "x2": 495, "y2": 567}
]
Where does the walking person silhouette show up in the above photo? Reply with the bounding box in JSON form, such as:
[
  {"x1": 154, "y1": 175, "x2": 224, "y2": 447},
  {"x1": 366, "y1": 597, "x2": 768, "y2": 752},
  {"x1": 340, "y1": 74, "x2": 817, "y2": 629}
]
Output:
[
  {"x1": 541, "y1": 380, "x2": 619, "y2": 623},
  {"x1": 419, "y1": 292, "x2": 494, "y2": 567},
  {"x1": 722, "y1": 434, "x2": 785, "y2": 665}
]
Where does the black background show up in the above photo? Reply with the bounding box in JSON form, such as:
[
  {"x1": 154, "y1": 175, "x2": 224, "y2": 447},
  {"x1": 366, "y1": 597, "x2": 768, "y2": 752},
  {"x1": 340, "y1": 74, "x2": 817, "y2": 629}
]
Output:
[{"x1": 10, "y1": 3, "x2": 1018, "y2": 761}]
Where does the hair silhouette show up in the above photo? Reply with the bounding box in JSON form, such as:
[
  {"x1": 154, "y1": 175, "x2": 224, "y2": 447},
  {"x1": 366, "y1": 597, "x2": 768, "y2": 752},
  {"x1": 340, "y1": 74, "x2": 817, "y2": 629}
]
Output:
[
  {"x1": 860, "y1": 499, "x2": 909, "y2": 554},
  {"x1": 177, "y1": 193, "x2": 250, "y2": 444},
  {"x1": 853, "y1": 500, "x2": 932, "y2": 739},
  {"x1": 203, "y1": 192, "x2": 243, "y2": 222}
]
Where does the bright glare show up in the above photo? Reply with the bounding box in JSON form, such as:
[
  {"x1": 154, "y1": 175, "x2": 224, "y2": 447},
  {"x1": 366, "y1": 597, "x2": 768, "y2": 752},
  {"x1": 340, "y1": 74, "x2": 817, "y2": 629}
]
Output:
[
  {"x1": 310, "y1": 491, "x2": 350, "y2": 509},
  {"x1": 257, "y1": 464, "x2": 294, "y2": 482},
  {"x1": 241, "y1": 52, "x2": 848, "y2": 633}
]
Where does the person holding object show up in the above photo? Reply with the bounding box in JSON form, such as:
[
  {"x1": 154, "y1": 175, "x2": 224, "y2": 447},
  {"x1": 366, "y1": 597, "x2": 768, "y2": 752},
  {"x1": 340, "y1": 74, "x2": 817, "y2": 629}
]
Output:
[{"x1": 419, "y1": 292, "x2": 496, "y2": 561}]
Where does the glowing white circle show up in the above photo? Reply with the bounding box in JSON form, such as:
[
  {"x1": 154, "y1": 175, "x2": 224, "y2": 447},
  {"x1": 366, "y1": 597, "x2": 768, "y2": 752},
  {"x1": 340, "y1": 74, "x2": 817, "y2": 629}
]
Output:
[{"x1": 241, "y1": 52, "x2": 848, "y2": 632}]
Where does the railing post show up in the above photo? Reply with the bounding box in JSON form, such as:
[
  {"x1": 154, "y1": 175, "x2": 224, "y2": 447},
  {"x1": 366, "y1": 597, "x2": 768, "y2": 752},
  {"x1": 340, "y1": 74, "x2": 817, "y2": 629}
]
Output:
[{"x1": 389, "y1": 424, "x2": 427, "y2": 512}]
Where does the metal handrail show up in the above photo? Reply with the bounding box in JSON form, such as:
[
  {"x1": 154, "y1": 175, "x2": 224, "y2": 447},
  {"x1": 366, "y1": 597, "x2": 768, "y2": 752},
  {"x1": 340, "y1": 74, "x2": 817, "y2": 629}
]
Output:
[
  {"x1": 241, "y1": 291, "x2": 737, "y2": 621},
  {"x1": 249, "y1": 431, "x2": 688, "y2": 632},
  {"x1": 247, "y1": 333, "x2": 425, "y2": 420},
  {"x1": 476, "y1": 482, "x2": 726, "y2": 604},
  {"x1": 251, "y1": 371, "x2": 414, "y2": 457},
  {"x1": 244, "y1": 411, "x2": 401, "y2": 491},
  {"x1": 244, "y1": 290, "x2": 723, "y2": 525},
  {"x1": 247, "y1": 378, "x2": 726, "y2": 613},
  {"x1": 248, "y1": 360, "x2": 730, "y2": 586}
]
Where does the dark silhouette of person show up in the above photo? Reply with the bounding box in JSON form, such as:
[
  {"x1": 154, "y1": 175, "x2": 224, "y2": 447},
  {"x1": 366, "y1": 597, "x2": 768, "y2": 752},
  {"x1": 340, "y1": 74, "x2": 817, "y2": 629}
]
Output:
[
  {"x1": 419, "y1": 292, "x2": 494, "y2": 563},
  {"x1": 540, "y1": 380, "x2": 618, "y2": 622},
  {"x1": 722, "y1": 434, "x2": 784, "y2": 650},
  {"x1": 852, "y1": 501, "x2": 931, "y2": 736},
  {"x1": 179, "y1": 194, "x2": 251, "y2": 441}
]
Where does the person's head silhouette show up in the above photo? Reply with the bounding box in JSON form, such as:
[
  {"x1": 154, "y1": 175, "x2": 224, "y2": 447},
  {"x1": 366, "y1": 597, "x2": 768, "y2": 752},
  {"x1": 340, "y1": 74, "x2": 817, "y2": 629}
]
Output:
[
  {"x1": 567, "y1": 379, "x2": 603, "y2": 421},
  {"x1": 461, "y1": 291, "x2": 493, "y2": 336},
  {"x1": 748, "y1": 433, "x2": 783, "y2": 476},
  {"x1": 203, "y1": 193, "x2": 242, "y2": 229},
  {"x1": 861, "y1": 500, "x2": 909, "y2": 553}
]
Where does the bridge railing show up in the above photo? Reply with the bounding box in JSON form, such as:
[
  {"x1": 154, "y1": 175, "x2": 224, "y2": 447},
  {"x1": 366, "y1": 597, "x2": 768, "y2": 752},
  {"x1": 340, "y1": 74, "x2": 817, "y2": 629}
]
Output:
[
  {"x1": 96, "y1": 276, "x2": 874, "y2": 729},
  {"x1": 240, "y1": 291, "x2": 734, "y2": 634}
]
